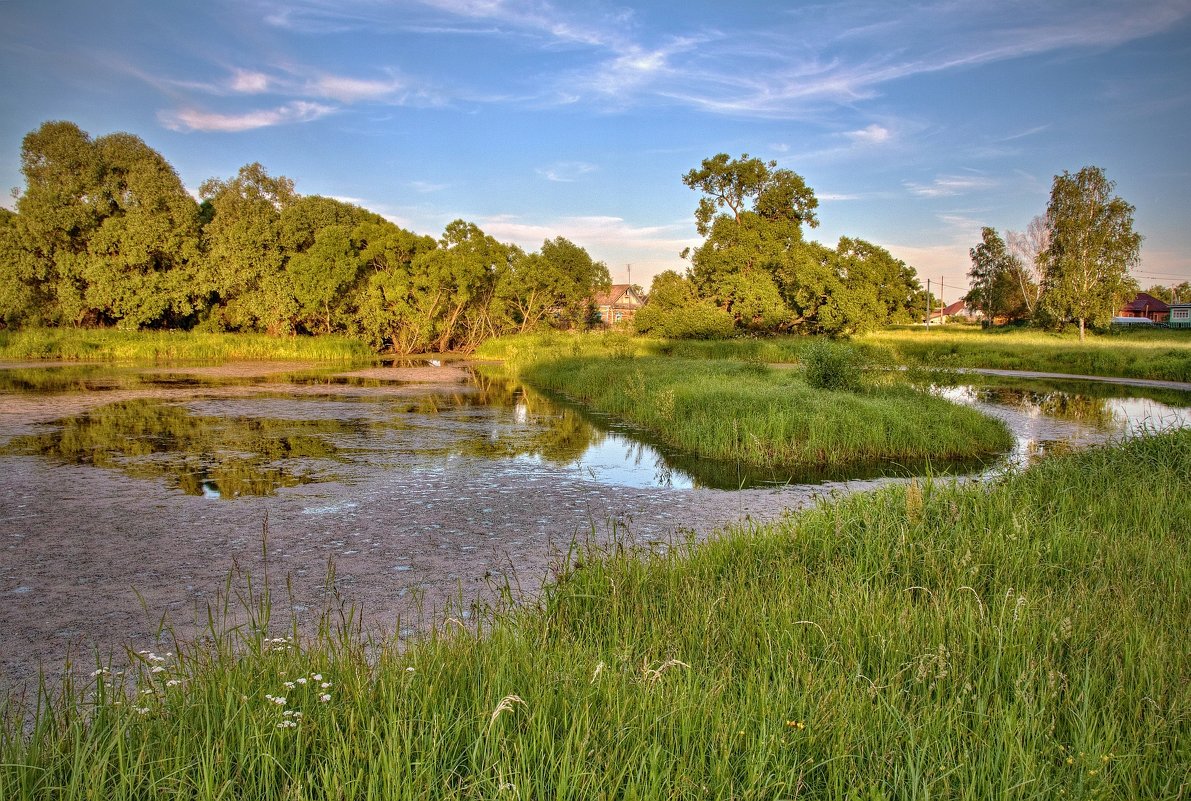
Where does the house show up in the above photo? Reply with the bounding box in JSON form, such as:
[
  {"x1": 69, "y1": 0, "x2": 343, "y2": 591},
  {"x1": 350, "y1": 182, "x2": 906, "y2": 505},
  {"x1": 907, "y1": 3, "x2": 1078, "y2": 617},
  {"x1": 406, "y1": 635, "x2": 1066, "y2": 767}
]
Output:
[
  {"x1": 1168, "y1": 302, "x2": 1191, "y2": 329},
  {"x1": 1118, "y1": 292, "x2": 1170, "y2": 322},
  {"x1": 928, "y1": 300, "x2": 980, "y2": 324},
  {"x1": 593, "y1": 284, "x2": 646, "y2": 328}
]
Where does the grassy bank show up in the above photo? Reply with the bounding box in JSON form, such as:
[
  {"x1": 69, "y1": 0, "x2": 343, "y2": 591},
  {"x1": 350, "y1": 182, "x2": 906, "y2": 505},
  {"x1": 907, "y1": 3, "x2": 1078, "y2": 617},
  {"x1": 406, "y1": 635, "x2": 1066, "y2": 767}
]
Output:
[
  {"x1": 521, "y1": 355, "x2": 1012, "y2": 470},
  {"x1": 863, "y1": 326, "x2": 1191, "y2": 382},
  {"x1": 3, "y1": 430, "x2": 1188, "y2": 799},
  {"x1": 0, "y1": 328, "x2": 375, "y2": 363}
]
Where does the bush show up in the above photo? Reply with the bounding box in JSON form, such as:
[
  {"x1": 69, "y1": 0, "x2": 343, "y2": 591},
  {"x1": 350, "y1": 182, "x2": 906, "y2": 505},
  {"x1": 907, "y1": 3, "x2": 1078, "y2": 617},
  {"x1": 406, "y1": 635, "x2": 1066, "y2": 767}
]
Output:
[
  {"x1": 633, "y1": 301, "x2": 734, "y2": 339},
  {"x1": 801, "y1": 339, "x2": 863, "y2": 391}
]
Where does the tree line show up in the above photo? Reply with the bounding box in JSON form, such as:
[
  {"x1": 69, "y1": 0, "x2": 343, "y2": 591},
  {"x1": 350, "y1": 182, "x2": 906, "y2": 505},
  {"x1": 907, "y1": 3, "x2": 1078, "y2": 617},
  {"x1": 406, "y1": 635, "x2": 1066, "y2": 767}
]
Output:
[
  {"x1": 964, "y1": 166, "x2": 1151, "y2": 340},
  {"x1": 635, "y1": 153, "x2": 930, "y2": 338},
  {"x1": 0, "y1": 121, "x2": 611, "y2": 352}
]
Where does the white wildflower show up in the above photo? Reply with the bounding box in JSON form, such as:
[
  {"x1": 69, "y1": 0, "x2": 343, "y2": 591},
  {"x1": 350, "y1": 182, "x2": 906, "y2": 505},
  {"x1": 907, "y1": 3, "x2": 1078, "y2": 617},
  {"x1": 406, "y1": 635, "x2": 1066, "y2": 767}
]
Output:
[{"x1": 319, "y1": 693, "x2": 331, "y2": 703}]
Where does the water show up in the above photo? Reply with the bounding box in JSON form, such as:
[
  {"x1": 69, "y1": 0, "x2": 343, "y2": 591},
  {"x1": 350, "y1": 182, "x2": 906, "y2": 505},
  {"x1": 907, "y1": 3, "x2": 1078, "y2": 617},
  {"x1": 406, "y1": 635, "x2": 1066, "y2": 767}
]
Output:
[{"x1": 0, "y1": 361, "x2": 1187, "y2": 691}]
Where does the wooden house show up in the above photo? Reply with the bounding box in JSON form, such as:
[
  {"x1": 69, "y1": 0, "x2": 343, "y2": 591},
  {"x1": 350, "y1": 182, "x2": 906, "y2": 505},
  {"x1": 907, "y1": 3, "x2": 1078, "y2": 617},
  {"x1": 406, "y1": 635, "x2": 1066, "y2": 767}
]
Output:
[
  {"x1": 593, "y1": 284, "x2": 645, "y2": 328},
  {"x1": 1118, "y1": 292, "x2": 1170, "y2": 322},
  {"x1": 1168, "y1": 302, "x2": 1191, "y2": 329}
]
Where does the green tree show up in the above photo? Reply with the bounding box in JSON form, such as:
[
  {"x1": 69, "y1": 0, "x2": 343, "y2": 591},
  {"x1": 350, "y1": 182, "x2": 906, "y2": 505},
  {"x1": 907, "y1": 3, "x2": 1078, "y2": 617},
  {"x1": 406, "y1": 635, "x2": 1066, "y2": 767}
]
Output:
[
  {"x1": 198, "y1": 163, "x2": 298, "y2": 334},
  {"x1": 682, "y1": 154, "x2": 819, "y2": 331},
  {"x1": 965, "y1": 227, "x2": 1031, "y2": 323},
  {"x1": 497, "y1": 237, "x2": 611, "y2": 333},
  {"x1": 1038, "y1": 167, "x2": 1141, "y2": 340},
  {"x1": 633, "y1": 270, "x2": 733, "y2": 339},
  {"x1": 83, "y1": 132, "x2": 202, "y2": 328}
]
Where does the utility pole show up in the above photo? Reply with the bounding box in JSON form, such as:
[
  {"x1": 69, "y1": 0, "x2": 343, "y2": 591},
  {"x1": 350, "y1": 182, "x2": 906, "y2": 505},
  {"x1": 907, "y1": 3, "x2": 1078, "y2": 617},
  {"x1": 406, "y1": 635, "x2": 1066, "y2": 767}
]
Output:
[
  {"x1": 926, "y1": 278, "x2": 931, "y2": 328},
  {"x1": 626, "y1": 264, "x2": 631, "y2": 288}
]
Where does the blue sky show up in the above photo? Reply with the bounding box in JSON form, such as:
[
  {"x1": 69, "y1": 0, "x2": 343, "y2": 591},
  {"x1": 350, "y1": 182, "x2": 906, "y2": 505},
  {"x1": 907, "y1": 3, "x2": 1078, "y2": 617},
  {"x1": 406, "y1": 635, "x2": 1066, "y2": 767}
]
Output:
[{"x1": 2, "y1": 0, "x2": 1189, "y2": 301}]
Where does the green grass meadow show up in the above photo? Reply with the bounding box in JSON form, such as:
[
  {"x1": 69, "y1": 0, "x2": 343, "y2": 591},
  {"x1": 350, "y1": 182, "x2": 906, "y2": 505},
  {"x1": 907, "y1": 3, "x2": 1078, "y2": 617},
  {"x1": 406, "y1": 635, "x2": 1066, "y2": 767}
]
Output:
[
  {"x1": 3, "y1": 430, "x2": 1188, "y2": 799},
  {"x1": 862, "y1": 326, "x2": 1191, "y2": 382}
]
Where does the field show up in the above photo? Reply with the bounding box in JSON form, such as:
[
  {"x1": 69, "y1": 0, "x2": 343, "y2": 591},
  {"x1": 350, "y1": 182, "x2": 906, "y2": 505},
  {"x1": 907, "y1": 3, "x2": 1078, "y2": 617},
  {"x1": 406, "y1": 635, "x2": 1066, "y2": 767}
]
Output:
[
  {"x1": 3, "y1": 430, "x2": 1187, "y2": 799},
  {"x1": 861, "y1": 326, "x2": 1191, "y2": 382}
]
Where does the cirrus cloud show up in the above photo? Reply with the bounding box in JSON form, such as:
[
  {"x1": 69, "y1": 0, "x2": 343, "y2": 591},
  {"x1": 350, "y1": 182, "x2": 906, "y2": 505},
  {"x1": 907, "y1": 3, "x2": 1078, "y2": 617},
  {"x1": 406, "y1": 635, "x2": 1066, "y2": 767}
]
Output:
[{"x1": 158, "y1": 100, "x2": 335, "y2": 132}]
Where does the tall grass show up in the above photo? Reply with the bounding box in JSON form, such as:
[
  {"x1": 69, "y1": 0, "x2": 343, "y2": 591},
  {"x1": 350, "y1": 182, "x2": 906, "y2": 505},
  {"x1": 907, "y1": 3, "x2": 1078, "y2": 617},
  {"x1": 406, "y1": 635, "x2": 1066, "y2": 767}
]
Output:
[
  {"x1": 0, "y1": 328, "x2": 375, "y2": 363},
  {"x1": 522, "y1": 356, "x2": 1013, "y2": 469},
  {"x1": 4, "y1": 431, "x2": 1188, "y2": 799},
  {"x1": 864, "y1": 326, "x2": 1191, "y2": 382}
]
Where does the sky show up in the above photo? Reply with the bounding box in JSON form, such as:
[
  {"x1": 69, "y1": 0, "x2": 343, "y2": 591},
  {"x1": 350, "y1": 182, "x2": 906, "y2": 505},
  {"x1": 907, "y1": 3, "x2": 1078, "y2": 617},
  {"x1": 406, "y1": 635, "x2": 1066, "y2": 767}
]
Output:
[{"x1": 2, "y1": 0, "x2": 1190, "y2": 302}]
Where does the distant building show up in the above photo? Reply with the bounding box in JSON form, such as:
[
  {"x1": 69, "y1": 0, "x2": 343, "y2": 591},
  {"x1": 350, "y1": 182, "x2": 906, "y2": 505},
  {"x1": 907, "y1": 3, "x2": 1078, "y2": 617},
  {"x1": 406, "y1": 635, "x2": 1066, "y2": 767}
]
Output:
[
  {"x1": 593, "y1": 284, "x2": 646, "y2": 328},
  {"x1": 928, "y1": 300, "x2": 980, "y2": 323},
  {"x1": 1169, "y1": 302, "x2": 1191, "y2": 329},
  {"x1": 1118, "y1": 292, "x2": 1170, "y2": 322}
]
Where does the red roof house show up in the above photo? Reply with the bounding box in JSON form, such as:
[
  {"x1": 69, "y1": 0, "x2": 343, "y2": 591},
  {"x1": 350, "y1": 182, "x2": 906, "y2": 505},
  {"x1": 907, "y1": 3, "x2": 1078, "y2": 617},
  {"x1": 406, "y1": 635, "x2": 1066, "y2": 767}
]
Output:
[{"x1": 1119, "y1": 292, "x2": 1169, "y2": 322}]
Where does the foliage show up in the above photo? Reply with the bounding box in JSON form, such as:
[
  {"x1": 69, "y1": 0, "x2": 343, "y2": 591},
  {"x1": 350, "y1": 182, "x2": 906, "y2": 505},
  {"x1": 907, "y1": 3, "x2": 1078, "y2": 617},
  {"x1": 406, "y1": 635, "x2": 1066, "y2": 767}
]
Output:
[
  {"x1": 633, "y1": 271, "x2": 734, "y2": 338},
  {"x1": 681, "y1": 153, "x2": 924, "y2": 336},
  {"x1": 0, "y1": 121, "x2": 612, "y2": 353},
  {"x1": 5, "y1": 431, "x2": 1186, "y2": 798},
  {"x1": 0, "y1": 328, "x2": 373, "y2": 362},
  {"x1": 1038, "y1": 166, "x2": 1141, "y2": 340},
  {"x1": 800, "y1": 339, "x2": 863, "y2": 391},
  {"x1": 965, "y1": 226, "x2": 1033, "y2": 322}
]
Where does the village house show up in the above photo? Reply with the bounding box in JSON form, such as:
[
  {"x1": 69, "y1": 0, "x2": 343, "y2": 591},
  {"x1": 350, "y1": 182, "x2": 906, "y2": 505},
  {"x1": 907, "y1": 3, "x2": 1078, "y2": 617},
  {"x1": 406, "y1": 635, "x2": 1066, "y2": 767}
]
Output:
[
  {"x1": 1118, "y1": 292, "x2": 1170, "y2": 322},
  {"x1": 1168, "y1": 302, "x2": 1191, "y2": 329},
  {"x1": 593, "y1": 284, "x2": 646, "y2": 328},
  {"x1": 928, "y1": 299, "x2": 980, "y2": 324}
]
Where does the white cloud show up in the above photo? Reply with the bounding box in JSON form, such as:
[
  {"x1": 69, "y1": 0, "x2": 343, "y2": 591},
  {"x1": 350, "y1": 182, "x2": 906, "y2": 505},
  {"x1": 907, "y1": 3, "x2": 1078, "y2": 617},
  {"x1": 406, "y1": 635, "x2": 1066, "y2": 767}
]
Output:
[
  {"x1": 229, "y1": 70, "x2": 271, "y2": 93},
  {"x1": 844, "y1": 124, "x2": 890, "y2": 145},
  {"x1": 535, "y1": 161, "x2": 597, "y2": 182},
  {"x1": 408, "y1": 180, "x2": 449, "y2": 193},
  {"x1": 306, "y1": 74, "x2": 407, "y2": 102},
  {"x1": 158, "y1": 101, "x2": 335, "y2": 132},
  {"x1": 904, "y1": 175, "x2": 998, "y2": 198}
]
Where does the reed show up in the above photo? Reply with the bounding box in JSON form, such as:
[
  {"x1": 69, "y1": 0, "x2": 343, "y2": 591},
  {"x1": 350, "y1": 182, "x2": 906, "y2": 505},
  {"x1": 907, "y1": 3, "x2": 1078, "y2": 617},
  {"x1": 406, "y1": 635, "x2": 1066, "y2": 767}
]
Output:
[
  {"x1": 0, "y1": 328, "x2": 375, "y2": 363},
  {"x1": 3, "y1": 430, "x2": 1187, "y2": 799},
  {"x1": 521, "y1": 355, "x2": 1013, "y2": 469}
]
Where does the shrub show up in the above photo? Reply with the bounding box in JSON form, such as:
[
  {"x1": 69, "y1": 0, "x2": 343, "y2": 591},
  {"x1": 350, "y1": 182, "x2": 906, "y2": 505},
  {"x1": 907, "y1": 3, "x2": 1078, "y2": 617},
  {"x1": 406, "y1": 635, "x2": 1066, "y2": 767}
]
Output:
[{"x1": 801, "y1": 339, "x2": 863, "y2": 391}]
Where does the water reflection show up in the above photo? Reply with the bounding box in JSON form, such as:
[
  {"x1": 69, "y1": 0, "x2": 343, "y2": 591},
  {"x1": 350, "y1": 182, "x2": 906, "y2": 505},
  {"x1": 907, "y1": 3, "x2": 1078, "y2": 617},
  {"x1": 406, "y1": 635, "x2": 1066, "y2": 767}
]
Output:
[
  {"x1": 2, "y1": 364, "x2": 1188, "y2": 498},
  {"x1": 932, "y1": 379, "x2": 1191, "y2": 470}
]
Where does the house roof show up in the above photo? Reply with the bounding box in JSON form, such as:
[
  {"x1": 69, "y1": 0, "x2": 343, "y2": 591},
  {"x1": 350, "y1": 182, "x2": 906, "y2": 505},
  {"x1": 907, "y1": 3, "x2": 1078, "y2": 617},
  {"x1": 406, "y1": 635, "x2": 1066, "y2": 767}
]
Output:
[
  {"x1": 594, "y1": 284, "x2": 641, "y2": 307},
  {"x1": 941, "y1": 300, "x2": 967, "y2": 316},
  {"x1": 1122, "y1": 292, "x2": 1170, "y2": 312}
]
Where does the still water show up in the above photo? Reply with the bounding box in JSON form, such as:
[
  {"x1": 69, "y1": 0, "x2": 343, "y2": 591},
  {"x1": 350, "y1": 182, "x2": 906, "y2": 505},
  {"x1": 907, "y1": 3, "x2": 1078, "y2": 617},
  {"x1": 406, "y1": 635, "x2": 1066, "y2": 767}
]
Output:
[{"x1": 1, "y1": 361, "x2": 1187, "y2": 691}]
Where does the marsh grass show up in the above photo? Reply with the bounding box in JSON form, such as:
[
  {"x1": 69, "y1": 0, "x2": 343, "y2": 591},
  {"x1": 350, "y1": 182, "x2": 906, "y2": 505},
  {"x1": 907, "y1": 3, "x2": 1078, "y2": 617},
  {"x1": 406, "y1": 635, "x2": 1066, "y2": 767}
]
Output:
[
  {"x1": 3, "y1": 431, "x2": 1188, "y2": 799},
  {"x1": 864, "y1": 326, "x2": 1191, "y2": 382},
  {"x1": 0, "y1": 329, "x2": 374, "y2": 363},
  {"x1": 521, "y1": 356, "x2": 1012, "y2": 469}
]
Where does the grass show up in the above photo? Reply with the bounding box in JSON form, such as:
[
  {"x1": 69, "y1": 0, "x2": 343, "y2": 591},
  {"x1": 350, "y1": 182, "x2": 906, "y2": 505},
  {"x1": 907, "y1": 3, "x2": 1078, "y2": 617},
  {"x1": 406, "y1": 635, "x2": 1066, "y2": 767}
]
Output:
[
  {"x1": 519, "y1": 355, "x2": 1013, "y2": 470},
  {"x1": 863, "y1": 326, "x2": 1191, "y2": 382},
  {"x1": 477, "y1": 328, "x2": 1191, "y2": 383},
  {"x1": 3, "y1": 430, "x2": 1188, "y2": 799},
  {"x1": 0, "y1": 328, "x2": 375, "y2": 363}
]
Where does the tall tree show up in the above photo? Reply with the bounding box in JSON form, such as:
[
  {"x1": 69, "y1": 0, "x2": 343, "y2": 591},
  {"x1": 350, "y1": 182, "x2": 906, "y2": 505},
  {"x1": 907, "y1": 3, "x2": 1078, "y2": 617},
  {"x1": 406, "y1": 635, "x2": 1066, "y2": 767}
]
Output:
[
  {"x1": 198, "y1": 163, "x2": 298, "y2": 334},
  {"x1": 965, "y1": 227, "x2": 1031, "y2": 323},
  {"x1": 1038, "y1": 167, "x2": 1141, "y2": 340},
  {"x1": 682, "y1": 153, "x2": 818, "y2": 330},
  {"x1": 497, "y1": 237, "x2": 610, "y2": 333},
  {"x1": 1004, "y1": 215, "x2": 1047, "y2": 315}
]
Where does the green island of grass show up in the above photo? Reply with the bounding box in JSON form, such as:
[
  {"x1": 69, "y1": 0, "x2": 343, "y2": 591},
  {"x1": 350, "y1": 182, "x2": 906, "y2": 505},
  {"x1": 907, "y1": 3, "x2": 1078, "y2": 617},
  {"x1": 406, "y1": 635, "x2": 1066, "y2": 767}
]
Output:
[
  {"x1": 3, "y1": 430, "x2": 1187, "y2": 799},
  {"x1": 519, "y1": 354, "x2": 1013, "y2": 471}
]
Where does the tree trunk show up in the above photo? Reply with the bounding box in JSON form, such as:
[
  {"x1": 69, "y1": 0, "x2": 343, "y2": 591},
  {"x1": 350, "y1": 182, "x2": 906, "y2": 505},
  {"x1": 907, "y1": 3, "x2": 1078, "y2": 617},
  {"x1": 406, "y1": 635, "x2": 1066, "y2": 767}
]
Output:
[{"x1": 1078, "y1": 317, "x2": 1086, "y2": 341}]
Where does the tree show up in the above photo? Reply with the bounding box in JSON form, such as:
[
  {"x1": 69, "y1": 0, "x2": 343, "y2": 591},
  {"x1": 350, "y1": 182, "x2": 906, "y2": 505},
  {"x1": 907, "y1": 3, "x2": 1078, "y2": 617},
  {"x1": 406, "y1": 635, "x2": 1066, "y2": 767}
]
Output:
[
  {"x1": 965, "y1": 227, "x2": 1031, "y2": 323},
  {"x1": 1005, "y1": 215, "x2": 1047, "y2": 316},
  {"x1": 198, "y1": 163, "x2": 298, "y2": 334},
  {"x1": 633, "y1": 270, "x2": 734, "y2": 338},
  {"x1": 1038, "y1": 167, "x2": 1141, "y2": 340},
  {"x1": 682, "y1": 154, "x2": 819, "y2": 331},
  {"x1": 497, "y1": 237, "x2": 610, "y2": 333}
]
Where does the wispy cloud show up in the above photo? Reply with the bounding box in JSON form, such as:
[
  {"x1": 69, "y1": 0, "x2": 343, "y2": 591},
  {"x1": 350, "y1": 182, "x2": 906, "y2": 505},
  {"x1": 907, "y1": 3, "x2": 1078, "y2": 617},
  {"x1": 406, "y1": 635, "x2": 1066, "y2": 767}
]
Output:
[
  {"x1": 905, "y1": 174, "x2": 999, "y2": 198},
  {"x1": 535, "y1": 161, "x2": 597, "y2": 182},
  {"x1": 843, "y1": 124, "x2": 891, "y2": 145},
  {"x1": 159, "y1": 100, "x2": 335, "y2": 132}
]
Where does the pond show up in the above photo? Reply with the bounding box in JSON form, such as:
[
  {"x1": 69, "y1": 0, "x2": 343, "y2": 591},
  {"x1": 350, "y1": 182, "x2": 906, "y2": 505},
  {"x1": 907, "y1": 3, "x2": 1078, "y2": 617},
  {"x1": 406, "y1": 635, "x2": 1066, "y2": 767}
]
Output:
[{"x1": 1, "y1": 360, "x2": 1188, "y2": 692}]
